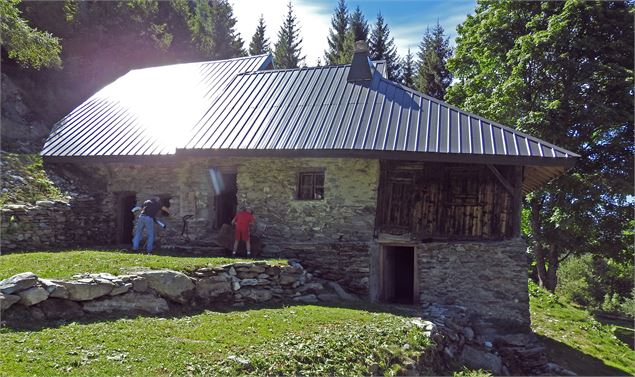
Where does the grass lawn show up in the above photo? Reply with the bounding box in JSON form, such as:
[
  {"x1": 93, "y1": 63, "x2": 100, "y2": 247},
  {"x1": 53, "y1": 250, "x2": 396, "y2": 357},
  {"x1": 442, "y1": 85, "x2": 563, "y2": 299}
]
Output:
[
  {"x1": 0, "y1": 250, "x2": 287, "y2": 280},
  {"x1": 529, "y1": 281, "x2": 635, "y2": 376},
  {"x1": 0, "y1": 305, "x2": 430, "y2": 376}
]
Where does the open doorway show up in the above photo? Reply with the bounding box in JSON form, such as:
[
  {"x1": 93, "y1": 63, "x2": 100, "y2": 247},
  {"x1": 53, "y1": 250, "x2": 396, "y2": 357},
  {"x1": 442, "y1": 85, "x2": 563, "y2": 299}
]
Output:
[
  {"x1": 115, "y1": 192, "x2": 136, "y2": 245},
  {"x1": 215, "y1": 172, "x2": 237, "y2": 228},
  {"x1": 381, "y1": 246, "x2": 417, "y2": 304}
]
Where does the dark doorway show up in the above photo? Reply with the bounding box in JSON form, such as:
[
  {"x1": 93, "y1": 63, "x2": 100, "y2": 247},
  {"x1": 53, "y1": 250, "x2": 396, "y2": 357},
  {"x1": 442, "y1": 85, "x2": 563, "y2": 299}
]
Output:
[
  {"x1": 381, "y1": 246, "x2": 416, "y2": 304},
  {"x1": 116, "y1": 192, "x2": 136, "y2": 244},
  {"x1": 215, "y1": 173, "x2": 237, "y2": 228}
]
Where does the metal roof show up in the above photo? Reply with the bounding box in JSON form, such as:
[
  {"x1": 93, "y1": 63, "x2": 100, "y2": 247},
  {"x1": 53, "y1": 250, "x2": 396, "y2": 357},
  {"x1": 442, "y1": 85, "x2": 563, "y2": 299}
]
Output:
[
  {"x1": 42, "y1": 54, "x2": 577, "y2": 192},
  {"x1": 41, "y1": 55, "x2": 272, "y2": 157}
]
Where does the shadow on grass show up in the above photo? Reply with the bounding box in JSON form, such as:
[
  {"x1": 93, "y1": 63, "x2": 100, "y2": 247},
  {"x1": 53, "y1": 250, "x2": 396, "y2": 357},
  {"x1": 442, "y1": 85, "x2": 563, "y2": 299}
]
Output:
[
  {"x1": 2, "y1": 299, "x2": 422, "y2": 334},
  {"x1": 593, "y1": 312, "x2": 635, "y2": 351},
  {"x1": 537, "y1": 334, "x2": 630, "y2": 376}
]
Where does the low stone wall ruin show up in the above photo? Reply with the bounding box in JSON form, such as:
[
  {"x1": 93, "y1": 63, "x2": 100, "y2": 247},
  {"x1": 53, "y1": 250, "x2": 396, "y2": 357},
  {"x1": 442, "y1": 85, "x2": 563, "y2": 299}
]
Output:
[
  {"x1": 1, "y1": 197, "x2": 112, "y2": 252},
  {"x1": 0, "y1": 261, "x2": 345, "y2": 325}
]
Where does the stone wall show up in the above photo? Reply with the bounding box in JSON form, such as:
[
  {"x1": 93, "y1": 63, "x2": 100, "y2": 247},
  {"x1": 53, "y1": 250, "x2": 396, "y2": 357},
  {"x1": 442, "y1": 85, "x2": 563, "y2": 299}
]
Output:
[
  {"x1": 279, "y1": 242, "x2": 371, "y2": 296},
  {"x1": 0, "y1": 261, "x2": 345, "y2": 325},
  {"x1": 417, "y1": 239, "x2": 530, "y2": 330},
  {"x1": 237, "y1": 158, "x2": 379, "y2": 245},
  {"x1": 1, "y1": 196, "x2": 112, "y2": 251}
]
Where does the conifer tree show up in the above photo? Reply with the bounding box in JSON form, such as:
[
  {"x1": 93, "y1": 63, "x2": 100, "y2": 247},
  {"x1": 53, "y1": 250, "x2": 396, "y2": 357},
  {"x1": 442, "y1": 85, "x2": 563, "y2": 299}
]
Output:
[
  {"x1": 191, "y1": 0, "x2": 245, "y2": 59},
  {"x1": 273, "y1": 1, "x2": 304, "y2": 68},
  {"x1": 249, "y1": 14, "x2": 270, "y2": 55},
  {"x1": 415, "y1": 21, "x2": 452, "y2": 99},
  {"x1": 340, "y1": 6, "x2": 370, "y2": 64},
  {"x1": 368, "y1": 12, "x2": 399, "y2": 80},
  {"x1": 400, "y1": 48, "x2": 415, "y2": 88},
  {"x1": 324, "y1": 0, "x2": 348, "y2": 65}
]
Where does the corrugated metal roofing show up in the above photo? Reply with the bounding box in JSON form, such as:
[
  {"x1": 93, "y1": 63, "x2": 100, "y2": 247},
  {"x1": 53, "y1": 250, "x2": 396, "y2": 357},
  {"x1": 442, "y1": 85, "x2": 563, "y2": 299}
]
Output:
[
  {"x1": 184, "y1": 63, "x2": 578, "y2": 161},
  {"x1": 41, "y1": 54, "x2": 272, "y2": 157},
  {"x1": 41, "y1": 54, "x2": 577, "y2": 191}
]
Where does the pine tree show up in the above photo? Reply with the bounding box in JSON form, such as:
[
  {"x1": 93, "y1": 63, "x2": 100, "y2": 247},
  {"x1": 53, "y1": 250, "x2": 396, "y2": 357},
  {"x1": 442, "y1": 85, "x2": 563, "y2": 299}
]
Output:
[
  {"x1": 249, "y1": 14, "x2": 270, "y2": 55},
  {"x1": 191, "y1": 0, "x2": 245, "y2": 59},
  {"x1": 340, "y1": 6, "x2": 370, "y2": 64},
  {"x1": 324, "y1": 0, "x2": 348, "y2": 65},
  {"x1": 368, "y1": 13, "x2": 399, "y2": 80},
  {"x1": 273, "y1": 1, "x2": 304, "y2": 68},
  {"x1": 415, "y1": 21, "x2": 452, "y2": 99},
  {"x1": 400, "y1": 48, "x2": 415, "y2": 88}
]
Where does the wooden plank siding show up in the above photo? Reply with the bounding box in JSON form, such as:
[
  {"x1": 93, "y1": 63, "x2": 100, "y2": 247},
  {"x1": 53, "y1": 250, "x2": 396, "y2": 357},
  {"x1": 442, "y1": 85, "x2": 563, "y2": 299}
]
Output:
[{"x1": 377, "y1": 161, "x2": 520, "y2": 240}]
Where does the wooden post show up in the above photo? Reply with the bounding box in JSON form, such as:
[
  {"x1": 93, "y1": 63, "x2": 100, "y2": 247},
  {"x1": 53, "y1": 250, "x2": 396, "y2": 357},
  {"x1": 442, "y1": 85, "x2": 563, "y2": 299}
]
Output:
[{"x1": 511, "y1": 166, "x2": 524, "y2": 237}]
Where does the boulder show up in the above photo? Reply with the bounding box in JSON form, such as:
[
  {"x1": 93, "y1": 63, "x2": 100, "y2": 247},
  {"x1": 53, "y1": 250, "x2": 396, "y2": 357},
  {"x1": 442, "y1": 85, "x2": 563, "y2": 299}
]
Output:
[
  {"x1": 18, "y1": 286, "x2": 49, "y2": 306},
  {"x1": 82, "y1": 292, "x2": 169, "y2": 314},
  {"x1": 38, "y1": 298, "x2": 84, "y2": 320},
  {"x1": 40, "y1": 279, "x2": 69, "y2": 299},
  {"x1": 131, "y1": 277, "x2": 149, "y2": 293},
  {"x1": 59, "y1": 280, "x2": 115, "y2": 301},
  {"x1": 135, "y1": 270, "x2": 194, "y2": 304},
  {"x1": 0, "y1": 272, "x2": 38, "y2": 294},
  {"x1": 326, "y1": 281, "x2": 359, "y2": 301},
  {"x1": 0, "y1": 293, "x2": 21, "y2": 311},
  {"x1": 461, "y1": 345, "x2": 503, "y2": 375},
  {"x1": 195, "y1": 277, "x2": 232, "y2": 299},
  {"x1": 109, "y1": 283, "x2": 132, "y2": 296},
  {"x1": 316, "y1": 293, "x2": 340, "y2": 302}
]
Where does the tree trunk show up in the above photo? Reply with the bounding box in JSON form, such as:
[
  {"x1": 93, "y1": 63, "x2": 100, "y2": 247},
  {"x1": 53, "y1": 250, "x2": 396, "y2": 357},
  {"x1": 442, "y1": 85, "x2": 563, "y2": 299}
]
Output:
[
  {"x1": 530, "y1": 196, "x2": 552, "y2": 291},
  {"x1": 545, "y1": 244, "x2": 560, "y2": 292}
]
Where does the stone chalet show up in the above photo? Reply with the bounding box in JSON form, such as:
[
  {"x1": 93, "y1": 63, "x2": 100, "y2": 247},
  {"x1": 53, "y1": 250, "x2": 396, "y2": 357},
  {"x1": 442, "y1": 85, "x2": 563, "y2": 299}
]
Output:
[{"x1": 41, "y1": 44, "x2": 578, "y2": 329}]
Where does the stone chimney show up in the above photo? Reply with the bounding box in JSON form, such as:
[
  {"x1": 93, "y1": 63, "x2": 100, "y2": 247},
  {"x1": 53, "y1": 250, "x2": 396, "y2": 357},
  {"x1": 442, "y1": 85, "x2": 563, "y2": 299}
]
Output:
[{"x1": 347, "y1": 40, "x2": 373, "y2": 82}]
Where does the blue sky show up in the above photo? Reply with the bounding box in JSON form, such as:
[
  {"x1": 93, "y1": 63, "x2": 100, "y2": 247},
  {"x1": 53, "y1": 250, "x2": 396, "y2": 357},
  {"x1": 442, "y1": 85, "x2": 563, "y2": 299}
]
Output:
[{"x1": 233, "y1": 0, "x2": 477, "y2": 65}]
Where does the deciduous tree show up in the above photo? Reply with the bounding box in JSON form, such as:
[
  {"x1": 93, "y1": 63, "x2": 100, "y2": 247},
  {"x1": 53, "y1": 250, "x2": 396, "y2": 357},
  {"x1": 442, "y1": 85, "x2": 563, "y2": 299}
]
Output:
[{"x1": 447, "y1": 0, "x2": 634, "y2": 292}]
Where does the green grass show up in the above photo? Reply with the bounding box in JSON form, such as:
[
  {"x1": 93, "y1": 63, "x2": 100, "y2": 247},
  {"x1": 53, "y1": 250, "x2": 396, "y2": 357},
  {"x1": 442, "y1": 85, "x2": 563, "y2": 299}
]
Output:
[
  {"x1": 530, "y1": 281, "x2": 635, "y2": 376},
  {"x1": 0, "y1": 305, "x2": 431, "y2": 376},
  {"x1": 0, "y1": 250, "x2": 287, "y2": 280},
  {"x1": 0, "y1": 152, "x2": 65, "y2": 206}
]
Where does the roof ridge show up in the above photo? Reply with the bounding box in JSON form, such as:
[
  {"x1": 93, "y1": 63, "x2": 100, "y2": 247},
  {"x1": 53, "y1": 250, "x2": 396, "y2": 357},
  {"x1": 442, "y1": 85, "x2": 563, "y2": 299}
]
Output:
[{"x1": 128, "y1": 54, "x2": 271, "y2": 73}]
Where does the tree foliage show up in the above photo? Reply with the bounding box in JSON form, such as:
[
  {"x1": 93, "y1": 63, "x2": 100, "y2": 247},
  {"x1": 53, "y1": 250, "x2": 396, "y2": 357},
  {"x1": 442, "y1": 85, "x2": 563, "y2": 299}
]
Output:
[
  {"x1": 0, "y1": 0, "x2": 61, "y2": 69},
  {"x1": 189, "y1": 0, "x2": 245, "y2": 60},
  {"x1": 274, "y1": 2, "x2": 304, "y2": 69},
  {"x1": 415, "y1": 21, "x2": 452, "y2": 99},
  {"x1": 338, "y1": 6, "x2": 371, "y2": 65},
  {"x1": 249, "y1": 14, "x2": 270, "y2": 55},
  {"x1": 324, "y1": 0, "x2": 348, "y2": 65},
  {"x1": 400, "y1": 48, "x2": 415, "y2": 88},
  {"x1": 368, "y1": 13, "x2": 400, "y2": 81},
  {"x1": 447, "y1": 0, "x2": 634, "y2": 291}
]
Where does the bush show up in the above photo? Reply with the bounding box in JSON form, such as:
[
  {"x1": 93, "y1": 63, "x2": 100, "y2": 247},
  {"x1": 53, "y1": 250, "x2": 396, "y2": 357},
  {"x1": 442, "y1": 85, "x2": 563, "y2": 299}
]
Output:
[
  {"x1": 557, "y1": 254, "x2": 634, "y2": 310},
  {"x1": 619, "y1": 289, "x2": 635, "y2": 319}
]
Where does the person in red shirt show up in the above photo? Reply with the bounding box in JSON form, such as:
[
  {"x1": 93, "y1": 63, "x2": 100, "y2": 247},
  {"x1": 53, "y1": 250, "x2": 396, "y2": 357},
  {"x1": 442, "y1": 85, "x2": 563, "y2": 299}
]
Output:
[{"x1": 231, "y1": 207, "x2": 256, "y2": 256}]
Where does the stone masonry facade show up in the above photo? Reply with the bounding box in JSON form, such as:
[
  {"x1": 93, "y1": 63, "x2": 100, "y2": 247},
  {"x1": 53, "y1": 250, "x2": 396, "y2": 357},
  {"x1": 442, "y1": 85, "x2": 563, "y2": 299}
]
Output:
[
  {"x1": 2, "y1": 156, "x2": 530, "y2": 328},
  {"x1": 417, "y1": 239, "x2": 530, "y2": 329}
]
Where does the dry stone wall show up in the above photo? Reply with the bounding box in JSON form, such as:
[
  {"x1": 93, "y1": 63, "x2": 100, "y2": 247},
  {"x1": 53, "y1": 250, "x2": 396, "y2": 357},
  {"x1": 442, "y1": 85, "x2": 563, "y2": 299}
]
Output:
[
  {"x1": 417, "y1": 239, "x2": 530, "y2": 330},
  {"x1": 0, "y1": 261, "x2": 351, "y2": 325},
  {"x1": 1, "y1": 196, "x2": 112, "y2": 251}
]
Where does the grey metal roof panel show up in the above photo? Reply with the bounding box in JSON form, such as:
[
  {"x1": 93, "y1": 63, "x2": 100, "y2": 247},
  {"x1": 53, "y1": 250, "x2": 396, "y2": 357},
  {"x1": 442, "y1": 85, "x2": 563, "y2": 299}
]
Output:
[{"x1": 42, "y1": 55, "x2": 272, "y2": 157}]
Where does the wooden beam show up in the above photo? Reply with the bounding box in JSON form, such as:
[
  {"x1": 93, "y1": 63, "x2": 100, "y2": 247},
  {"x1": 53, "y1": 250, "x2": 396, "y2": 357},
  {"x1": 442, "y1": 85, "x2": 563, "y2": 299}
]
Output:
[
  {"x1": 487, "y1": 164, "x2": 515, "y2": 196},
  {"x1": 511, "y1": 166, "x2": 524, "y2": 237}
]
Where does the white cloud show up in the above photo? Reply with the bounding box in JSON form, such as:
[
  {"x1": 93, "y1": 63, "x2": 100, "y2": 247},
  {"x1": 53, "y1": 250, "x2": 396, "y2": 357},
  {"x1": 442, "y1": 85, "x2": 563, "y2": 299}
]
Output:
[{"x1": 232, "y1": 0, "x2": 332, "y2": 66}]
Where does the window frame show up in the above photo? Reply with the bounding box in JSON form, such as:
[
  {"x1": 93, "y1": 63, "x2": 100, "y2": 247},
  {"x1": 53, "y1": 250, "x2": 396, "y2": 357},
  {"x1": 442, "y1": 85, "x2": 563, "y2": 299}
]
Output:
[{"x1": 296, "y1": 170, "x2": 325, "y2": 201}]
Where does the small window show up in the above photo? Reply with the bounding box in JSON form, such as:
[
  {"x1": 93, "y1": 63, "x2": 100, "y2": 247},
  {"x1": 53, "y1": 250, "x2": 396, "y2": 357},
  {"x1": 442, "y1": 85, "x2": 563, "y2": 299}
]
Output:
[{"x1": 297, "y1": 171, "x2": 324, "y2": 200}]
